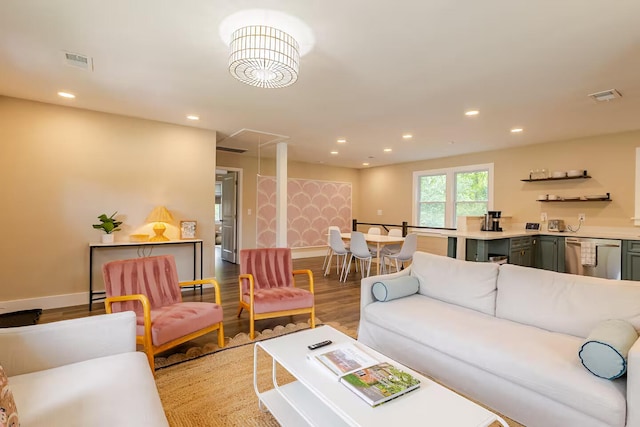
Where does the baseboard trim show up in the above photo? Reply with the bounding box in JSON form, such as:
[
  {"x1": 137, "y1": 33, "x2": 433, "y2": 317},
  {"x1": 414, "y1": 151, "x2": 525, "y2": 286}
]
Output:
[
  {"x1": 0, "y1": 284, "x2": 215, "y2": 314},
  {"x1": 0, "y1": 292, "x2": 89, "y2": 314}
]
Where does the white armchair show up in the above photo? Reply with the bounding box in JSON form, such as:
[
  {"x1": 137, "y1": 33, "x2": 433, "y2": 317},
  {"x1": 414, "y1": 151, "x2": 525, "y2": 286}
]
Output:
[{"x1": 0, "y1": 312, "x2": 168, "y2": 427}]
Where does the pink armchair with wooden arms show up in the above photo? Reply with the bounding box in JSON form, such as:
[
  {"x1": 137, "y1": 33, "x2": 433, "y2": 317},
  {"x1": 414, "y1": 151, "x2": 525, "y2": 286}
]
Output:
[
  {"x1": 102, "y1": 255, "x2": 224, "y2": 371},
  {"x1": 237, "y1": 248, "x2": 315, "y2": 339}
]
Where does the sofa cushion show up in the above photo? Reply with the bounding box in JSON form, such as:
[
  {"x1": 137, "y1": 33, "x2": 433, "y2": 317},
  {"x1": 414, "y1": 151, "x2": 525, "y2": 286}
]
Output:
[
  {"x1": 496, "y1": 264, "x2": 640, "y2": 338},
  {"x1": 579, "y1": 319, "x2": 639, "y2": 379},
  {"x1": 136, "y1": 302, "x2": 223, "y2": 346},
  {"x1": 0, "y1": 365, "x2": 19, "y2": 427},
  {"x1": 362, "y1": 295, "x2": 627, "y2": 425},
  {"x1": 410, "y1": 251, "x2": 499, "y2": 315},
  {"x1": 372, "y1": 276, "x2": 419, "y2": 302},
  {"x1": 8, "y1": 352, "x2": 168, "y2": 427},
  {"x1": 242, "y1": 287, "x2": 313, "y2": 314}
]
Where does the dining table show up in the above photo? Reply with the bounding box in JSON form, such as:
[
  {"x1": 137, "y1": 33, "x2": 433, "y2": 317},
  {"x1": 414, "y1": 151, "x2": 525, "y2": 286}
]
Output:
[{"x1": 340, "y1": 232, "x2": 405, "y2": 275}]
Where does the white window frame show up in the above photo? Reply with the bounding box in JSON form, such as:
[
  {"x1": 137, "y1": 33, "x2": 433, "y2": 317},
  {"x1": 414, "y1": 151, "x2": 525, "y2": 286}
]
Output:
[{"x1": 412, "y1": 163, "x2": 494, "y2": 229}]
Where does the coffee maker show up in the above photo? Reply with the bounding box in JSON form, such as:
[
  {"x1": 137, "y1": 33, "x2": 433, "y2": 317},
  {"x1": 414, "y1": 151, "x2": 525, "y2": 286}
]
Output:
[{"x1": 481, "y1": 211, "x2": 503, "y2": 232}]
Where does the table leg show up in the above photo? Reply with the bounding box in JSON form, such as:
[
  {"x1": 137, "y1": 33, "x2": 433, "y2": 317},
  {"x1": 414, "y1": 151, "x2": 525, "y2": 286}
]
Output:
[
  {"x1": 89, "y1": 247, "x2": 94, "y2": 311},
  {"x1": 376, "y1": 242, "x2": 382, "y2": 275}
]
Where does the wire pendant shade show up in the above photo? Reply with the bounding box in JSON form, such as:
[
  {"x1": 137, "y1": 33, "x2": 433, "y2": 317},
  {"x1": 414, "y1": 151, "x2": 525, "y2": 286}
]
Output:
[{"x1": 229, "y1": 25, "x2": 300, "y2": 89}]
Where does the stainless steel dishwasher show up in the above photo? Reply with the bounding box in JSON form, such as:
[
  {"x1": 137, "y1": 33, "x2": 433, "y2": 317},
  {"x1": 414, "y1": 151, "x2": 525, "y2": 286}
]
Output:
[{"x1": 565, "y1": 237, "x2": 621, "y2": 279}]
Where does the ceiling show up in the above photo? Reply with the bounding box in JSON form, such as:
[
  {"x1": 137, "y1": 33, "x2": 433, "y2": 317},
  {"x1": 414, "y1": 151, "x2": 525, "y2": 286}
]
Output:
[{"x1": 1, "y1": 1, "x2": 640, "y2": 168}]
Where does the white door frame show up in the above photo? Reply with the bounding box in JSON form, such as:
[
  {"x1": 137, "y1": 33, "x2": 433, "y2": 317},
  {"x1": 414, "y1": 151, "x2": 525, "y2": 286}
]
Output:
[{"x1": 216, "y1": 166, "x2": 243, "y2": 263}]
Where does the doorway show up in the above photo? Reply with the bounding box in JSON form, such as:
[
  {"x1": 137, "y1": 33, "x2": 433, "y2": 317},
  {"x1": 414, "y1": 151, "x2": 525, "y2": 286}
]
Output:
[{"x1": 215, "y1": 168, "x2": 242, "y2": 265}]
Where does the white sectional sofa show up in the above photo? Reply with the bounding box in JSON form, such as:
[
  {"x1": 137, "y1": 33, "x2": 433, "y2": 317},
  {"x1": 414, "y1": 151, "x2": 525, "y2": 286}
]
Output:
[
  {"x1": 358, "y1": 251, "x2": 640, "y2": 427},
  {"x1": 0, "y1": 311, "x2": 169, "y2": 427}
]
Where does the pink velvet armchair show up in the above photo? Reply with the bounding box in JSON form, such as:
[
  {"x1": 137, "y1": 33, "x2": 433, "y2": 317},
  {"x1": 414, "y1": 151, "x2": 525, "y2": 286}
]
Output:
[
  {"x1": 238, "y1": 248, "x2": 315, "y2": 339},
  {"x1": 102, "y1": 255, "x2": 224, "y2": 371}
]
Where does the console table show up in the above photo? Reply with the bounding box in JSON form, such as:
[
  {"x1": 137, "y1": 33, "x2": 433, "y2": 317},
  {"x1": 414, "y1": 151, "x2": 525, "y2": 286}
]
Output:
[{"x1": 88, "y1": 239, "x2": 203, "y2": 311}]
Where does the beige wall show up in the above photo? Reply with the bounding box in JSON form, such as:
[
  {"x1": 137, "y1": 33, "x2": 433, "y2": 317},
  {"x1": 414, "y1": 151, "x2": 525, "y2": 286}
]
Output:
[
  {"x1": 3, "y1": 94, "x2": 638, "y2": 309},
  {"x1": 216, "y1": 151, "x2": 360, "y2": 250},
  {"x1": 358, "y1": 131, "x2": 639, "y2": 230},
  {"x1": 0, "y1": 97, "x2": 217, "y2": 306}
]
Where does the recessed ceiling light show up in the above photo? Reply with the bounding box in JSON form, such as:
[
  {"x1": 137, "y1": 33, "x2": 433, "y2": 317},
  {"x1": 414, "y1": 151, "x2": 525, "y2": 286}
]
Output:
[
  {"x1": 57, "y1": 91, "x2": 75, "y2": 99},
  {"x1": 383, "y1": 148, "x2": 392, "y2": 152},
  {"x1": 402, "y1": 134, "x2": 413, "y2": 139},
  {"x1": 511, "y1": 128, "x2": 524, "y2": 133},
  {"x1": 186, "y1": 115, "x2": 200, "y2": 120},
  {"x1": 337, "y1": 138, "x2": 347, "y2": 143},
  {"x1": 330, "y1": 151, "x2": 338, "y2": 155},
  {"x1": 465, "y1": 110, "x2": 479, "y2": 116},
  {"x1": 362, "y1": 162, "x2": 370, "y2": 166}
]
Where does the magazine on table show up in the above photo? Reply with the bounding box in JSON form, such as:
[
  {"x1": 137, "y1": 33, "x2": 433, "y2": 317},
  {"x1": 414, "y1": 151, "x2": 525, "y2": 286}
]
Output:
[
  {"x1": 308, "y1": 344, "x2": 421, "y2": 406},
  {"x1": 309, "y1": 343, "x2": 380, "y2": 377},
  {"x1": 339, "y1": 362, "x2": 421, "y2": 407}
]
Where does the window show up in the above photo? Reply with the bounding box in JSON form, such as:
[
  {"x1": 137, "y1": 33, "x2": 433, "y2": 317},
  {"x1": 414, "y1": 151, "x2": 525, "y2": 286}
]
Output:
[{"x1": 413, "y1": 163, "x2": 493, "y2": 229}]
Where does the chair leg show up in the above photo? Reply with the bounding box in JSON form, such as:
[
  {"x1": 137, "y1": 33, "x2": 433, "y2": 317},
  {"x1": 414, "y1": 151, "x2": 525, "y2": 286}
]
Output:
[
  {"x1": 250, "y1": 311, "x2": 255, "y2": 340},
  {"x1": 324, "y1": 251, "x2": 334, "y2": 276},
  {"x1": 218, "y1": 323, "x2": 225, "y2": 348},
  {"x1": 366, "y1": 258, "x2": 371, "y2": 278},
  {"x1": 342, "y1": 254, "x2": 353, "y2": 282},
  {"x1": 237, "y1": 304, "x2": 244, "y2": 318},
  {"x1": 310, "y1": 307, "x2": 316, "y2": 329},
  {"x1": 322, "y1": 247, "x2": 332, "y2": 271},
  {"x1": 395, "y1": 258, "x2": 400, "y2": 273},
  {"x1": 145, "y1": 347, "x2": 155, "y2": 371}
]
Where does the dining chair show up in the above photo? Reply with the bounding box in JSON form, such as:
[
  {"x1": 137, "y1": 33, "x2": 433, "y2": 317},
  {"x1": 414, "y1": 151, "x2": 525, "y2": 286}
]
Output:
[
  {"x1": 366, "y1": 227, "x2": 381, "y2": 255},
  {"x1": 238, "y1": 248, "x2": 315, "y2": 339},
  {"x1": 322, "y1": 225, "x2": 341, "y2": 271},
  {"x1": 345, "y1": 231, "x2": 373, "y2": 280},
  {"x1": 325, "y1": 228, "x2": 350, "y2": 281},
  {"x1": 380, "y1": 228, "x2": 404, "y2": 259},
  {"x1": 102, "y1": 255, "x2": 224, "y2": 371},
  {"x1": 382, "y1": 233, "x2": 418, "y2": 274}
]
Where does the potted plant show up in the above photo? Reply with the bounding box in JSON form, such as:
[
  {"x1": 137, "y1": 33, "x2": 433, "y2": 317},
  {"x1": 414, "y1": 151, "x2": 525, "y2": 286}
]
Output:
[{"x1": 93, "y1": 212, "x2": 123, "y2": 243}]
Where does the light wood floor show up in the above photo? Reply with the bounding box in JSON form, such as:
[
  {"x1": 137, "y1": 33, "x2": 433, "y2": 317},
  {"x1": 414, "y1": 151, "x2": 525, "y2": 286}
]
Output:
[{"x1": 40, "y1": 254, "x2": 364, "y2": 356}]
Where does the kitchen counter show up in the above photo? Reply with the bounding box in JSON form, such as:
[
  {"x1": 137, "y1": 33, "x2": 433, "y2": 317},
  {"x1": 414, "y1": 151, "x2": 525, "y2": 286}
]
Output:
[{"x1": 438, "y1": 227, "x2": 640, "y2": 241}]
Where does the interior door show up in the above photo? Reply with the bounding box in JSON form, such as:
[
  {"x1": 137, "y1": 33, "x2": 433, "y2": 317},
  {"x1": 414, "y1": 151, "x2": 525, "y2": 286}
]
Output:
[{"x1": 221, "y1": 171, "x2": 238, "y2": 263}]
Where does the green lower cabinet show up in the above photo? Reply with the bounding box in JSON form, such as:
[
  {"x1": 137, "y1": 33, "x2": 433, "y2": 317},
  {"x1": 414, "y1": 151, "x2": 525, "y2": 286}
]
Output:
[
  {"x1": 622, "y1": 240, "x2": 640, "y2": 281},
  {"x1": 536, "y1": 236, "x2": 565, "y2": 272},
  {"x1": 509, "y1": 237, "x2": 534, "y2": 267}
]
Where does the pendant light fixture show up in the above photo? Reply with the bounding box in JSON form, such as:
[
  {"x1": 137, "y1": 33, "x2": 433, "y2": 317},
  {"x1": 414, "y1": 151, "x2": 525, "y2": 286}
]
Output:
[{"x1": 229, "y1": 25, "x2": 300, "y2": 89}]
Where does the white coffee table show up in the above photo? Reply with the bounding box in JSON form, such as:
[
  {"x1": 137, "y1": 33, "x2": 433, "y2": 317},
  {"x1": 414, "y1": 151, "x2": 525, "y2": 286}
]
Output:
[{"x1": 253, "y1": 325, "x2": 508, "y2": 426}]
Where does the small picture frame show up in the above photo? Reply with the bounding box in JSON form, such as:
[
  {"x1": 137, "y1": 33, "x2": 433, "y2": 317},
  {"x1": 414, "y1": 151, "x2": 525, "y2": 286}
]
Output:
[{"x1": 180, "y1": 220, "x2": 197, "y2": 239}]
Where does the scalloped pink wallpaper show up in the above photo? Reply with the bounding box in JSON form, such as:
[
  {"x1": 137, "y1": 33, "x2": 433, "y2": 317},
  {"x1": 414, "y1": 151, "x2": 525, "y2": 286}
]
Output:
[{"x1": 257, "y1": 176, "x2": 352, "y2": 248}]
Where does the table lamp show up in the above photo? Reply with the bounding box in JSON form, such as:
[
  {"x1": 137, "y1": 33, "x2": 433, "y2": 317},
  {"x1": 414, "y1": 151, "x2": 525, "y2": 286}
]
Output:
[{"x1": 146, "y1": 206, "x2": 174, "y2": 241}]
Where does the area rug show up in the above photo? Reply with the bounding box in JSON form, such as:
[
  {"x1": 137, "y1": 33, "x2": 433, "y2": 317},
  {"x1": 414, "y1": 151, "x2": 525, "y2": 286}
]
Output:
[
  {"x1": 155, "y1": 318, "x2": 331, "y2": 369},
  {"x1": 0, "y1": 308, "x2": 42, "y2": 328},
  {"x1": 155, "y1": 322, "x2": 522, "y2": 427}
]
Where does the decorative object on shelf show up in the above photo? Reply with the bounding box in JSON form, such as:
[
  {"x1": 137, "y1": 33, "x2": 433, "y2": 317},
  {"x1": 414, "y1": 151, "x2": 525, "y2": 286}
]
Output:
[
  {"x1": 180, "y1": 220, "x2": 197, "y2": 239},
  {"x1": 92, "y1": 212, "x2": 123, "y2": 243},
  {"x1": 538, "y1": 193, "x2": 611, "y2": 202},
  {"x1": 146, "y1": 206, "x2": 174, "y2": 242},
  {"x1": 229, "y1": 25, "x2": 300, "y2": 89},
  {"x1": 522, "y1": 170, "x2": 590, "y2": 182}
]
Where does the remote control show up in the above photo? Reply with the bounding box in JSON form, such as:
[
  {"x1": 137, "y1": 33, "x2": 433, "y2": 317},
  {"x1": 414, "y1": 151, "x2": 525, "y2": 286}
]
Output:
[{"x1": 307, "y1": 340, "x2": 332, "y2": 350}]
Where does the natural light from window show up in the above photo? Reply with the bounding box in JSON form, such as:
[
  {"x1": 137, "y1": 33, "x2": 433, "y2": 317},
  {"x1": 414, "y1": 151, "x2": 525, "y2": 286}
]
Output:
[{"x1": 413, "y1": 163, "x2": 494, "y2": 229}]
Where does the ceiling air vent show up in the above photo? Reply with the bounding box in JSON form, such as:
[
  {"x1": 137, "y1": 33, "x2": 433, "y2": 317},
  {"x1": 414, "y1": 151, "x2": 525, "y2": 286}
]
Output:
[
  {"x1": 588, "y1": 89, "x2": 621, "y2": 102},
  {"x1": 62, "y1": 51, "x2": 93, "y2": 71},
  {"x1": 216, "y1": 146, "x2": 248, "y2": 154}
]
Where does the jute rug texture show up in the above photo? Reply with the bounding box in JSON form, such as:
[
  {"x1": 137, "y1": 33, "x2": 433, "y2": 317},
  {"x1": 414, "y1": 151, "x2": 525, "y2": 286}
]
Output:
[{"x1": 155, "y1": 322, "x2": 523, "y2": 427}]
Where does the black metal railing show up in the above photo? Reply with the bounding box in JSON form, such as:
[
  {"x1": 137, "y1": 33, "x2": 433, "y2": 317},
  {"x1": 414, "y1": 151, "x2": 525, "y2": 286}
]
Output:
[{"x1": 352, "y1": 219, "x2": 456, "y2": 236}]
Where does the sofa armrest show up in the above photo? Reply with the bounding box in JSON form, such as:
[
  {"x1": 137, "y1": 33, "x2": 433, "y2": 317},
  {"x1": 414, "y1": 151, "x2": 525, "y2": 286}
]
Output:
[
  {"x1": 360, "y1": 267, "x2": 412, "y2": 310},
  {"x1": 0, "y1": 311, "x2": 136, "y2": 376},
  {"x1": 627, "y1": 337, "x2": 640, "y2": 426}
]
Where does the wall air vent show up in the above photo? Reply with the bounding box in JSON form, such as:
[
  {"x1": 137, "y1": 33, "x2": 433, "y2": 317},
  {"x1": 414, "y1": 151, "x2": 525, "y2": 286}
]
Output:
[
  {"x1": 62, "y1": 51, "x2": 93, "y2": 71},
  {"x1": 588, "y1": 89, "x2": 621, "y2": 102},
  {"x1": 216, "y1": 146, "x2": 248, "y2": 154}
]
